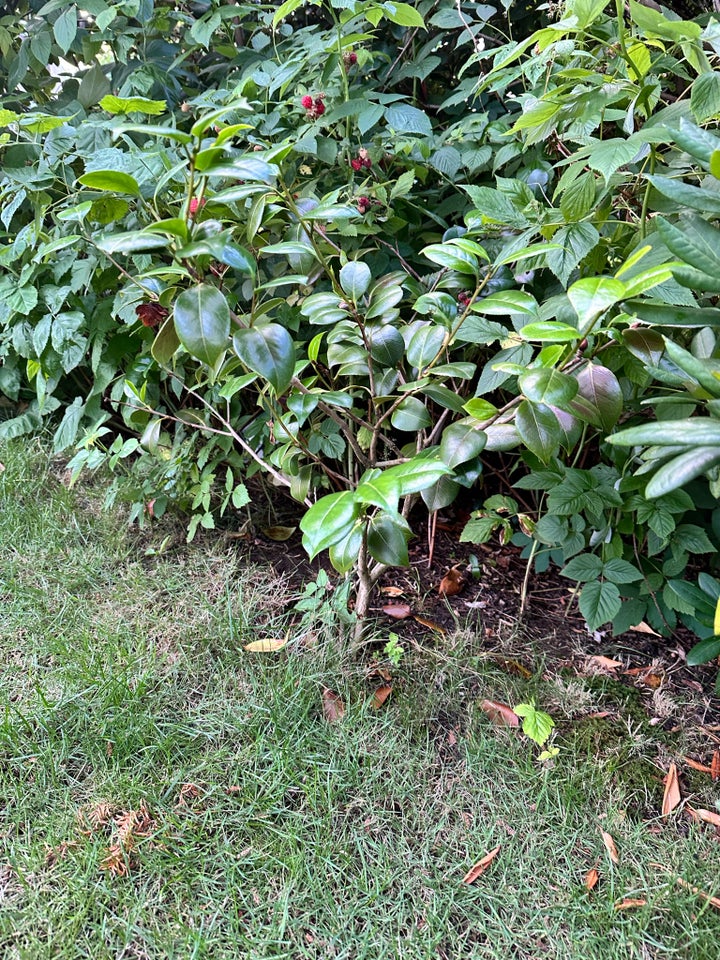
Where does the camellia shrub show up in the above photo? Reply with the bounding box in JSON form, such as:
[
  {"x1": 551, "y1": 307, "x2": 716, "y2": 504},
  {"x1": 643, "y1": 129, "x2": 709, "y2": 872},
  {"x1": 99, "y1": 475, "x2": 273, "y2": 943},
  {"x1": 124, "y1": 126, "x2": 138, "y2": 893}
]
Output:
[{"x1": 1, "y1": 0, "x2": 719, "y2": 663}]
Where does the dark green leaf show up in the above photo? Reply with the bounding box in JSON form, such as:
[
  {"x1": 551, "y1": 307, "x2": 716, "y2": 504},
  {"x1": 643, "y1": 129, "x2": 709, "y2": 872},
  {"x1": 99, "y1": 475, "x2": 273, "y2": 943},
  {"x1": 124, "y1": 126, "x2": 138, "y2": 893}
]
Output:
[
  {"x1": 686, "y1": 636, "x2": 720, "y2": 666},
  {"x1": 578, "y1": 581, "x2": 622, "y2": 631},
  {"x1": 174, "y1": 284, "x2": 231, "y2": 366},
  {"x1": 439, "y1": 423, "x2": 487, "y2": 468},
  {"x1": 232, "y1": 323, "x2": 295, "y2": 394},
  {"x1": 300, "y1": 492, "x2": 360, "y2": 559},
  {"x1": 516, "y1": 400, "x2": 561, "y2": 463},
  {"x1": 367, "y1": 513, "x2": 411, "y2": 566},
  {"x1": 519, "y1": 368, "x2": 578, "y2": 407}
]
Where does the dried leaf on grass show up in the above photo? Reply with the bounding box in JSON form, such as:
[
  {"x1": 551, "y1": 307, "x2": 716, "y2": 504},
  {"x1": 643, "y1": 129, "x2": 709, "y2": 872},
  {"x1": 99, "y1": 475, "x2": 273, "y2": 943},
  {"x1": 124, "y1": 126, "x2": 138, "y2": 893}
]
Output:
[
  {"x1": 662, "y1": 762, "x2": 681, "y2": 817},
  {"x1": 462, "y1": 845, "x2": 501, "y2": 884},
  {"x1": 382, "y1": 603, "x2": 411, "y2": 620},
  {"x1": 438, "y1": 565, "x2": 465, "y2": 597},
  {"x1": 600, "y1": 830, "x2": 619, "y2": 864},
  {"x1": 480, "y1": 699, "x2": 520, "y2": 728},
  {"x1": 683, "y1": 757, "x2": 712, "y2": 774},
  {"x1": 322, "y1": 688, "x2": 345, "y2": 723},
  {"x1": 675, "y1": 877, "x2": 720, "y2": 910},
  {"x1": 370, "y1": 685, "x2": 392, "y2": 710},
  {"x1": 686, "y1": 806, "x2": 720, "y2": 829},
  {"x1": 244, "y1": 636, "x2": 288, "y2": 652},
  {"x1": 624, "y1": 666, "x2": 663, "y2": 688},
  {"x1": 614, "y1": 898, "x2": 647, "y2": 910},
  {"x1": 100, "y1": 802, "x2": 157, "y2": 877},
  {"x1": 712, "y1": 749, "x2": 720, "y2": 782},
  {"x1": 585, "y1": 868, "x2": 599, "y2": 892}
]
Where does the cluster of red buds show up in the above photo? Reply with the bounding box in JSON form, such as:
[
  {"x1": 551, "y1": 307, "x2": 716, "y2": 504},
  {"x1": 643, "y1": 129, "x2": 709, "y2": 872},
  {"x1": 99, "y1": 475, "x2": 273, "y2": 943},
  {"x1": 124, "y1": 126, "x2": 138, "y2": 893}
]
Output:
[
  {"x1": 457, "y1": 291, "x2": 473, "y2": 307},
  {"x1": 188, "y1": 197, "x2": 206, "y2": 216},
  {"x1": 301, "y1": 93, "x2": 326, "y2": 119},
  {"x1": 136, "y1": 302, "x2": 169, "y2": 328},
  {"x1": 343, "y1": 50, "x2": 358, "y2": 70},
  {"x1": 350, "y1": 148, "x2": 372, "y2": 172},
  {"x1": 356, "y1": 195, "x2": 383, "y2": 215}
]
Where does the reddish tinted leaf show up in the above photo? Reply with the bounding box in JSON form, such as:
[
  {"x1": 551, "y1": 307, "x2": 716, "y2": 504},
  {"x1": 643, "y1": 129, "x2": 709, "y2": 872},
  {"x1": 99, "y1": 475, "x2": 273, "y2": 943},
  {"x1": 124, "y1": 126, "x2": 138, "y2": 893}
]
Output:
[
  {"x1": 600, "y1": 830, "x2": 619, "y2": 864},
  {"x1": 371, "y1": 685, "x2": 392, "y2": 710},
  {"x1": 585, "y1": 868, "x2": 599, "y2": 891},
  {"x1": 383, "y1": 603, "x2": 411, "y2": 620},
  {"x1": 683, "y1": 757, "x2": 712, "y2": 774},
  {"x1": 322, "y1": 688, "x2": 345, "y2": 723},
  {"x1": 462, "y1": 845, "x2": 501, "y2": 884},
  {"x1": 379, "y1": 586, "x2": 404, "y2": 597},
  {"x1": 480, "y1": 700, "x2": 520, "y2": 728},
  {"x1": 662, "y1": 762, "x2": 681, "y2": 817}
]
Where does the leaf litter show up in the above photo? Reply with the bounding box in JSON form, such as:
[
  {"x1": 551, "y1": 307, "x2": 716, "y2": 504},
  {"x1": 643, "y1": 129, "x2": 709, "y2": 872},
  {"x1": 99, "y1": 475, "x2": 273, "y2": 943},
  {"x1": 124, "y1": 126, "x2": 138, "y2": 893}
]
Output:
[{"x1": 462, "y1": 845, "x2": 501, "y2": 884}]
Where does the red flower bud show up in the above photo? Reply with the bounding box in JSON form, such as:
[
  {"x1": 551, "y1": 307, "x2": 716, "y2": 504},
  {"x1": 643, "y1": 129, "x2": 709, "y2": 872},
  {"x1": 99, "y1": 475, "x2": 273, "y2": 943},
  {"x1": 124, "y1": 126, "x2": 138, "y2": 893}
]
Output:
[
  {"x1": 351, "y1": 158, "x2": 363, "y2": 172},
  {"x1": 357, "y1": 196, "x2": 371, "y2": 214},
  {"x1": 189, "y1": 197, "x2": 205, "y2": 215},
  {"x1": 314, "y1": 98, "x2": 325, "y2": 116},
  {"x1": 301, "y1": 95, "x2": 313, "y2": 109}
]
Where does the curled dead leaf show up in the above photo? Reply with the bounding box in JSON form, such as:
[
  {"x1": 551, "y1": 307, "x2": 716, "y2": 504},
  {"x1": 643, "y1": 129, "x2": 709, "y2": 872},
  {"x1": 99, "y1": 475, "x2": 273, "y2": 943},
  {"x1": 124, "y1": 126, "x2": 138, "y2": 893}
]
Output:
[
  {"x1": 382, "y1": 603, "x2": 411, "y2": 620},
  {"x1": 462, "y1": 844, "x2": 501, "y2": 884},
  {"x1": 480, "y1": 699, "x2": 520, "y2": 728},
  {"x1": 662, "y1": 762, "x2": 681, "y2": 817},
  {"x1": 712, "y1": 749, "x2": 720, "y2": 782},
  {"x1": 600, "y1": 830, "x2": 619, "y2": 864},
  {"x1": 244, "y1": 636, "x2": 288, "y2": 652},
  {"x1": 438, "y1": 565, "x2": 465, "y2": 598},
  {"x1": 585, "y1": 868, "x2": 599, "y2": 892},
  {"x1": 614, "y1": 898, "x2": 646, "y2": 910},
  {"x1": 628, "y1": 621, "x2": 660, "y2": 636},
  {"x1": 322, "y1": 688, "x2": 345, "y2": 723},
  {"x1": 370, "y1": 685, "x2": 392, "y2": 710}
]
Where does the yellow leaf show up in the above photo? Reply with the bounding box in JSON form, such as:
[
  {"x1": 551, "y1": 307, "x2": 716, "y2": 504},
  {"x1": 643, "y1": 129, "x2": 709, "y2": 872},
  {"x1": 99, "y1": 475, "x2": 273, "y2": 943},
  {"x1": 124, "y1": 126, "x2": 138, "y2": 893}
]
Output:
[
  {"x1": 244, "y1": 637, "x2": 288, "y2": 652},
  {"x1": 714, "y1": 595, "x2": 720, "y2": 637}
]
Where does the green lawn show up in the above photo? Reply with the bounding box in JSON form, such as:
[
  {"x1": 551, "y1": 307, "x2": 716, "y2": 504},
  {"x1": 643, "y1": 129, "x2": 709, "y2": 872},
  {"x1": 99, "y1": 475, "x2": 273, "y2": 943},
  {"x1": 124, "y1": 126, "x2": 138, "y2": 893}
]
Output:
[{"x1": 1, "y1": 439, "x2": 718, "y2": 960}]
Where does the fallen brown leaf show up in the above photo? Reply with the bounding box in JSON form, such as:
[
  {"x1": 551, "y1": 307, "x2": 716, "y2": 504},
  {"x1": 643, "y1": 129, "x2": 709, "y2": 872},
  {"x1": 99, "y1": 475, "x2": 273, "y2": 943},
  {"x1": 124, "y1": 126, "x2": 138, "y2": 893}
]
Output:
[
  {"x1": 600, "y1": 830, "x2": 619, "y2": 864},
  {"x1": 585, "y1": 868, "x2": 599, "y2": 892},
  {"x1": 628, "y1": 621, "x2": 660, "y2": 636},
  {"x1": 675, "y1": 877, "x2": 720, "y2": 910},
  {"x1": 614, "y1": 898, "x2": 646, "y2": 910},
  {"x1": 712, "y1": 749, "x2": 720, "y2": 782},
  {"x1": 383, "y1": 603, "x2": 411, "y2": 620},
  {"x1": 624, "y1": 666, "x2": 663, "y2": 688},
  {"x1": 370, "y1": 685, "x2": 392, "y2": 710},
  {"x1": 379, "y1": 586, "x2": 404, "y2": 597},
  {"x1": 662, "y1": 762, "x2": 681, "y2": 817},
  {"x1": 683, "y1": 757, "x2": 712, "y2": 774},
  {"x1": 480, "y1": 699, "x2": 520, "y2": 728},
  {"x1": 587, "y1": 656, "x2": 624, "y2": 672},
  {"x1": 412, "y1": 614, "x2": 447, "y2": 634},
  {"x1": 322, "y1": 688, "x2": 345, "y2": 723},
  {"x1": 687, "y1": 806, "x2": 720, "y2": 829},
  {"x1": 438, "y1": 565, "x2": 465, "y2": 598},
  {"x1": 462, "y1": 845, "x2": 501, "y2": 884}
]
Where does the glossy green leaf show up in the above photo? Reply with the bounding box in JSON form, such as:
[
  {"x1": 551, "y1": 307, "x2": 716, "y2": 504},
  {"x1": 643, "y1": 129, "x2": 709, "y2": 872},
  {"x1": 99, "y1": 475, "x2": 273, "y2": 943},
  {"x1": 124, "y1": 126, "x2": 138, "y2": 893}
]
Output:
[
  {"x1": 568, "y1": 277, "x2": 624, "y2": 333},
  {"x1": 367, "y1": 512, "x2": 411, "y2": 566},
  {"x1": 339, "y1": 261, "x2": 372, "y2": 299},
  {"x1": 608, "y1": 418, "x2": 720, "y2": 447},
  {"x1": 391, "y1": 396, "x2": 431, "y2": 431},
  {"x1": 300, "y1": 491, "x2": 360, "y2": 560},
  {"x1": 174, "y1": 284, "x2": 231, "y2": 366},
  {"x1": 519, "y1": 368, "x2": 578, "y2": 407},
  {"x1": 439, "y1": 423, "x2": 487, "y2": 469},
  {"x1": 100, "y1": 95, "x2": 167, "y2": 115},
  {"x1": 515, "y1": 401, "x2": 561, "y2": 463},
  {"x1": 78, "y1": 170, "x2": 140, "y2": 196},
  {"x1": 645, "y1": 447, "x2": 720, "y2": 498},
  {"x1": 571, "y1": 363, "x2": 623, "y2": 433},
  {"x1": 686, "y1": 636, "x2": 720, "y2": 666},
  {"x1": 518, "y1": 321, "x2": 579, "y2": 342},
  {"x1": 328, "y1": 524, "x2": 364, "y2": 574},
  {"x1": 232, "y1": 323, "x2": 295, "y2": 394},
  {"x1": 422, "y1": 244, "x2": 479, "y2": 276}
]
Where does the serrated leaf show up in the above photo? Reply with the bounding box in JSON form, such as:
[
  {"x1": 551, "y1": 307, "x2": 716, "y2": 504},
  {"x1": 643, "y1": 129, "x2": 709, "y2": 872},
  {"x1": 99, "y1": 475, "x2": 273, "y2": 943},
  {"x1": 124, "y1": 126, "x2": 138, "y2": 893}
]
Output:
[
  {"x1": 578, "y1": 581, "x2": 622, "y2": 631},
  {"x1": 513, "y1": 702, "x2": 555, "y2": 746}
]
